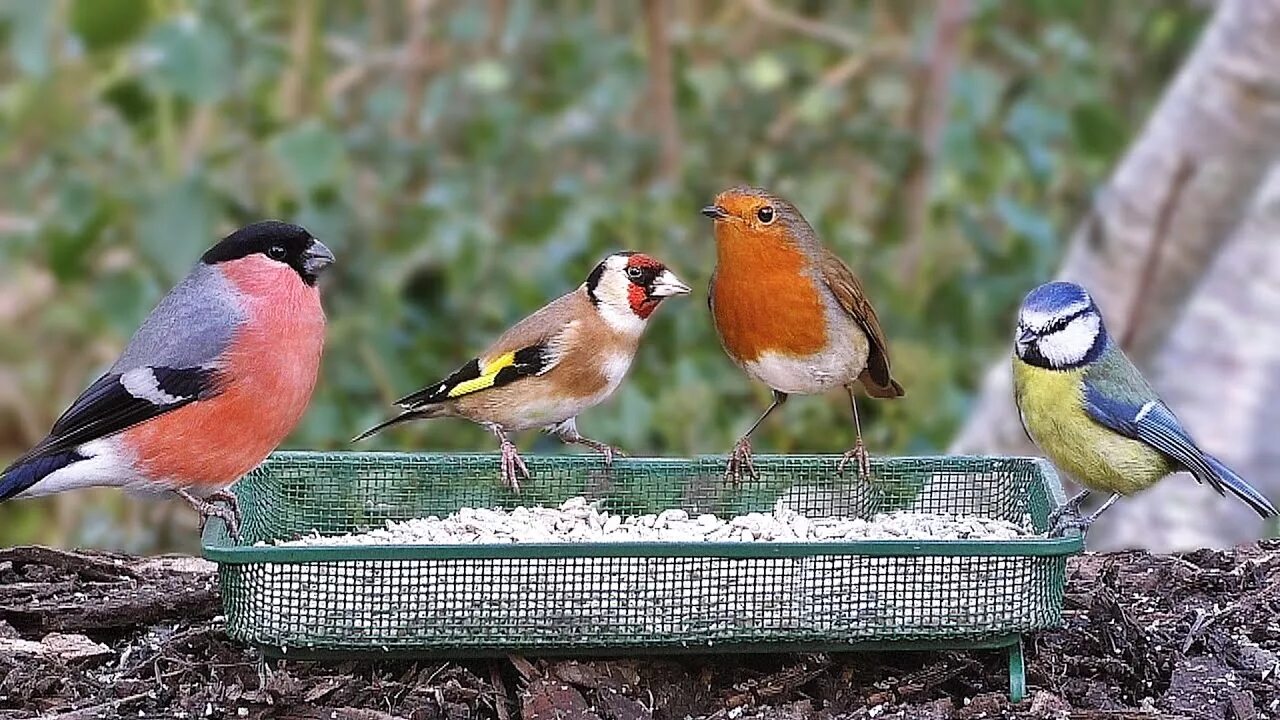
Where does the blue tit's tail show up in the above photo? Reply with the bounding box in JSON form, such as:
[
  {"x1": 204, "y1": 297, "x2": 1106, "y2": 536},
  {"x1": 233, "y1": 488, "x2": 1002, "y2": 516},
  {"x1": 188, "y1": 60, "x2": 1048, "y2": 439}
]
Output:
[{"x1": 1202, "y1": 454, "x2": 1277, "y2": 518}]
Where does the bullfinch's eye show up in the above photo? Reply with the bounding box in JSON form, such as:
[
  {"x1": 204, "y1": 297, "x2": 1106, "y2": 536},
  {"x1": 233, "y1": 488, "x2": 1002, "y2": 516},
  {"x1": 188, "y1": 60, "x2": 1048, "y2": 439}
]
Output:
[
  {"x1": 267, "y1": 245, "x2": 287, "y2": 261},
  {"x1": 757, "y1": 206, "x2": 775, "y2": 224},
  {"x1": 626, "y1": 266, "x2": 643, "y2": 280}
]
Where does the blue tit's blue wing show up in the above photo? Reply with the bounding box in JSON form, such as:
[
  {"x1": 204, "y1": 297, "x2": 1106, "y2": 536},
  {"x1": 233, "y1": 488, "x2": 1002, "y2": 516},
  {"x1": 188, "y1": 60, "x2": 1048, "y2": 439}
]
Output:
[{"x1": 1082, "y1": 383, "x2": 1277, "y2": 517}]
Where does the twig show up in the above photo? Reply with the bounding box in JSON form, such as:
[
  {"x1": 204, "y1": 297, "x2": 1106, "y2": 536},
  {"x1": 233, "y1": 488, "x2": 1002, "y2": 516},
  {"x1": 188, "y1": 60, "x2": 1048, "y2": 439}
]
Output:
[
  {"x1": 41, "y1": 691, "x2": 151, "y2": 720},
  {"x1": 898, "y1": 0, "x2": 972, "y2": 286},
  {"x1": 742, "y1": 0, "x2": 861, "y2": 52},
  {"x1": 491, "y1": 664, "x2": 512, "y2": 720},
  {"x1": 1120, "y1": 156, "x2": 1196, "y2": 350},
  {"x1": 643, "y1": 0, "x2": 681, "y2": 184},
  {"x1": 0, "y1": 546, "x2": 141, "y2": 581}
]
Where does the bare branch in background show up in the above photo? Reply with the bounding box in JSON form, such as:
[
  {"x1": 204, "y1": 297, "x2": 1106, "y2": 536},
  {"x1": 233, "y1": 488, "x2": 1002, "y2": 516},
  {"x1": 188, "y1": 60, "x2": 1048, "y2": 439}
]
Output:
[
  {"x1": 1120, "y1": 157, "x2": 1196, "y2": 350},
  {"x1": 644, "y1": 0, "x2": 681, "y2": 184},
  {"x1": 768, "y1": 53, "x2": 870, "y2": 143},
  {"x1": 742, "y1": 0, "x2": 862, "y2": 52},
  {"x1": 898, "y1": 0, "x2": 971, "y2": 286},
  {"x1": 400, "y1": 0, "x2": 436, "y2": 139},
  {"x1": 279, "y1": 0, "x2": 320, "y2": 120},
  {"x1": 486, "y1": 0, "x2": 509, "y2": 55}
]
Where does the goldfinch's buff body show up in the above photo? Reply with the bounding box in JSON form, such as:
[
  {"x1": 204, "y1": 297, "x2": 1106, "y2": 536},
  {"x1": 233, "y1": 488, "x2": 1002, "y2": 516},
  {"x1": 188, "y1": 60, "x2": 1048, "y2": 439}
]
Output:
[{"x1": 356, "y1": 252, "x2": 690, "y2": 490}]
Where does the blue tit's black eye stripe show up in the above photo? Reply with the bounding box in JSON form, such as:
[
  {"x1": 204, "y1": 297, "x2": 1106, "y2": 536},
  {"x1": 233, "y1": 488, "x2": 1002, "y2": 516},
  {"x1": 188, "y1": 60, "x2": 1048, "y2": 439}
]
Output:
[{"x1": 1045, "y1": 308, "x2": 1090, "y2": 334}]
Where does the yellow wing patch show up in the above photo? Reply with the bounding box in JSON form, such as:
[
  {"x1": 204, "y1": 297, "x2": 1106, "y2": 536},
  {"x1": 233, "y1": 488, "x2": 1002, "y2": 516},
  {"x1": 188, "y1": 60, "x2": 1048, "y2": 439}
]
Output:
[{"x1": 447, "y1": 351, "x2": 516, "y2": 398}]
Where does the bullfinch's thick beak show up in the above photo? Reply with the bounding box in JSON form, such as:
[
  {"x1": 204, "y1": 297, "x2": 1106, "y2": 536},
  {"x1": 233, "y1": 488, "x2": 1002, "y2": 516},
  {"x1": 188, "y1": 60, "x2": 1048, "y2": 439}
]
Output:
[
  {"x1": 701, "y1": 205, "x2": 729, "y2": 220},
  {"x1": 303, "y1": 239, "x2": 336, "y2": 276},
  {"x1": 651, "y1": 270, "x2": 692, "y2": 297}
]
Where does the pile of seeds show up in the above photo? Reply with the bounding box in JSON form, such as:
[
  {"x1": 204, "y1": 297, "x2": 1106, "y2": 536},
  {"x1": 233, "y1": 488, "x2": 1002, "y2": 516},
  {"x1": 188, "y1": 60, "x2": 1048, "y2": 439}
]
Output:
[{"x1": 271, "y1": 496, "x2": 1034, "y2": 547}]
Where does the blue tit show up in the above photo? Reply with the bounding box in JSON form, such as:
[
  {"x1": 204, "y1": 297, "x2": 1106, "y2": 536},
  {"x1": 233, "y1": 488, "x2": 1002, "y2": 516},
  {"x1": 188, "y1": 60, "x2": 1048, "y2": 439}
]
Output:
[{"x1": 1011, "y1": 281, "x2": 1277, "y2": 532}]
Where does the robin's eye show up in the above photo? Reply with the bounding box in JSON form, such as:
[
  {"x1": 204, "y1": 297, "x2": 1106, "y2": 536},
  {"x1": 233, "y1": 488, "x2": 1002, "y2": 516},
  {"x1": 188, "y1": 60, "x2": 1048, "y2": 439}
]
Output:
[
  {"x1": 626, "y1": 267, "x2": 643, "y2": 280},
  {"x1": 757, "y1": 206, "x2": 775, "y2": 224},
  {"x1": 267, "y1": 245, "x2": 287, "y2": 260}
]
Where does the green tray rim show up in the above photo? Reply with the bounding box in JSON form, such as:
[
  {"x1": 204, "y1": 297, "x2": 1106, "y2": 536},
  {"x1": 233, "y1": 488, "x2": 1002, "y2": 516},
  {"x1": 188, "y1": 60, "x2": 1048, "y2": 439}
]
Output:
[{"x1": 201, "y1": 452, "x2": 1084, "y2": 564}]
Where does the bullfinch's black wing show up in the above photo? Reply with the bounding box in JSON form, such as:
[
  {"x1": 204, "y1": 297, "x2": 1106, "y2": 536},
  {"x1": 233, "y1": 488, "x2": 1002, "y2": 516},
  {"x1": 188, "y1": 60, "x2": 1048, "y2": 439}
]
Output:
[{"x1": 11, "y1": 367, "x2": 221, "y2": 465}]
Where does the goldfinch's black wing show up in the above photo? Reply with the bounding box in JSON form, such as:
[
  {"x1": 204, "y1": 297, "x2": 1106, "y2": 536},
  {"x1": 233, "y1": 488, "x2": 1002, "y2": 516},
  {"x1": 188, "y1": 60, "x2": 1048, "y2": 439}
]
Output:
[
  {"x1": 1083, "y1": 384, "x2": 1277, "y2": 517},
  {"x1": 396, "y1": 344, "x2": 554, "y2": 408}
]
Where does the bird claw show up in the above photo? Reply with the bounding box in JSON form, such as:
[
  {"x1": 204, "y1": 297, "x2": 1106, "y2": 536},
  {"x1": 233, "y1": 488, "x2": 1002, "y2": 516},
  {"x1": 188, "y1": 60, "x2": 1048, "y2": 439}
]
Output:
[
  {"x1": 499, "y1": 439, "x2": 530, "y2": 493},
  {"x1": 575, "y1": 438, "x2": 626, "y2": 466},
  {"x1": 837, "y1": 440, "x2": 872, "y2": 483},
  {"x1": 177, "y1": 489, "x2": 242, "y2": 540},
  {"x1": 725, "y1": 437, "x2": 758, "y2": 485},
  {"x1": 1048, "y1": 511, "x2": 1095, "y2": 537},
  {"x1": 1047, "y1": 490, "x2": 1090, "y2": 533}
]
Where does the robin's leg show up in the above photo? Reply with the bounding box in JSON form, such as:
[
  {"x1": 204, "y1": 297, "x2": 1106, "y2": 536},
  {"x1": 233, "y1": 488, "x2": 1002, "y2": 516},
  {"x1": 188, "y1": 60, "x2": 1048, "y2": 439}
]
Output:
[
  {"x1": 728, "y1": 391, "x2": 787, "y2": 483},
  {"x1": 549, "y1": 418, "x2": 626, "y2": 466},
  {"x1": 485, "y1": 422, "x2": 529, "y2": 492},
  {"x1": 175, "y1": 488, "x2": 241, "y2": 540},
  {"x1": 837, "y1": 386, "x2": 872, "y2": 482}
]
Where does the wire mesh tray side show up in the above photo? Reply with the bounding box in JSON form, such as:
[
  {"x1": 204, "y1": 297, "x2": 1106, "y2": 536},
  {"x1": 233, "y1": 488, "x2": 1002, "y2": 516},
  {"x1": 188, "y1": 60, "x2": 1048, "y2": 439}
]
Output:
[{"x1": 204, "y1": 453, "x2": 1081, "y2": 654}]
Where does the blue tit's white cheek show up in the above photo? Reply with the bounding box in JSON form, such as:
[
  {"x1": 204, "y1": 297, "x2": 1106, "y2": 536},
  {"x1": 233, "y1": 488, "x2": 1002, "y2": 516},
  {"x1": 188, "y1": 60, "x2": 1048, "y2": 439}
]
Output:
[{"x1": 1038, "y1": 314, "x2": 1101, "y2": 368}]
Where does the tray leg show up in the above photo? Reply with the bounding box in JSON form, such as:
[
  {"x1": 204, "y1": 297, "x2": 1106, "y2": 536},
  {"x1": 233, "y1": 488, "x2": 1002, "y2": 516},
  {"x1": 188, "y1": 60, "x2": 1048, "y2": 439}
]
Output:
[{"x1": 1007, "y1": 636, "x2": 1025, "y2": 703}]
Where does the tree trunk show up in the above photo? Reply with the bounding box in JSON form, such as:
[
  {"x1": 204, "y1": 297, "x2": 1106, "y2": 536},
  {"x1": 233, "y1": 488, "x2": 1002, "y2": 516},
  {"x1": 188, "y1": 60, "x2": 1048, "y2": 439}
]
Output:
[
  {"x1": 1085, "y1": 165, "x2": 1280, "y2": 551},
  {"x1": 952, "y1": 0, "x2": 1280, "y2": 548}
]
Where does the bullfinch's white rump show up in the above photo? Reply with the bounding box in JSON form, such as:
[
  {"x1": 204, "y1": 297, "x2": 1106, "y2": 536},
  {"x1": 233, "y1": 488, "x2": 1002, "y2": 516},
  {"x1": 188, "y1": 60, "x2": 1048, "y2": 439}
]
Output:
[{"x1": 0, "y1": 221, "x2": 335, "y2": 537}]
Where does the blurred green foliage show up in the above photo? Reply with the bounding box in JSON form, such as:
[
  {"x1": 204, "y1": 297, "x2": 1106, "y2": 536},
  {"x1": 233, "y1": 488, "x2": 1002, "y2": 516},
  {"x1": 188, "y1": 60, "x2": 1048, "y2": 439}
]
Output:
[{"x1": 0, "y1": 1, "x2": 1206, "y2": 550}]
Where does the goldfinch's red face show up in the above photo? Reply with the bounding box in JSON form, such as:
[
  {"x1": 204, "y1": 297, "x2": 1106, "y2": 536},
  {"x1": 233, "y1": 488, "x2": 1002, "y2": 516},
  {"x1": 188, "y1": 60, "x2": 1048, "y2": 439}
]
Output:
[{"x1": 586, "y1": 252, "x2": 690, "y2": 332}]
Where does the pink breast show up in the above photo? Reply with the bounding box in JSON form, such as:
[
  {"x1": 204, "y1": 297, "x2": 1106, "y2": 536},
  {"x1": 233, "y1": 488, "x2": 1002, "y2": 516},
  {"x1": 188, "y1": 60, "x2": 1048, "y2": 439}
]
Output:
[{"x1": 126, "y1": 258, "x2": 326, "y2": 488}]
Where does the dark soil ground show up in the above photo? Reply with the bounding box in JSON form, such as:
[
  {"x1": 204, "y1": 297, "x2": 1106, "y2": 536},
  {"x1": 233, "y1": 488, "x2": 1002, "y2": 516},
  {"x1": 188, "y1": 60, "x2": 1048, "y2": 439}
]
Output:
[{"x1": 0, "y1": 541, "x2": 1276, "y2": 720}]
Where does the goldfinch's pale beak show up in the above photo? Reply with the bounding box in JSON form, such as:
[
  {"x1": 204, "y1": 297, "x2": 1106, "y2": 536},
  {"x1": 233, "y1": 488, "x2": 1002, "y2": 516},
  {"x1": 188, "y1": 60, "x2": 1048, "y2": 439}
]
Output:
[
  {"x1": 651, "y1": 270, "x2": 692, "y2": 297},
  {"x1": 303, "y1": 239, "x2": 336, "y2": 276},
  {"x1": 701, "y1": 205, "x2": 730, "y2": 220}
]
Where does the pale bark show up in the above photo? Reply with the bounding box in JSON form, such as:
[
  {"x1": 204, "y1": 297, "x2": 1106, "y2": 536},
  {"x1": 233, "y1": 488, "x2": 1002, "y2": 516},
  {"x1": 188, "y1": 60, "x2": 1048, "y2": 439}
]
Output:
[
  {"x1": 953, "y1": 0, "x2": 1280, "y2": 473},
  {"x1": 1086, "y1": 165, "x2": 1280, "y2": 551}
]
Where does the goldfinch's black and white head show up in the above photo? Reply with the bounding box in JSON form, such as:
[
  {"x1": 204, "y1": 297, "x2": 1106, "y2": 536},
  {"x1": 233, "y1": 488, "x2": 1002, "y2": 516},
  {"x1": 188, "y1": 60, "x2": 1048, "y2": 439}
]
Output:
[
  {"x1": 585, "y1": 252, "x2": 690, "y2": 335},
  {"x1": 1015, "y1": 281, "x2": 1107, "y2": 370}
]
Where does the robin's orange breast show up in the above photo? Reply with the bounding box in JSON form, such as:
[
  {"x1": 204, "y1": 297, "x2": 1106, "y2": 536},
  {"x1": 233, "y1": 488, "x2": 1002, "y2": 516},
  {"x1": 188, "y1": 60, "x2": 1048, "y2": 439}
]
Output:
[{"x1": 711, "y1": 235, "x2": 828, "y2": 363}]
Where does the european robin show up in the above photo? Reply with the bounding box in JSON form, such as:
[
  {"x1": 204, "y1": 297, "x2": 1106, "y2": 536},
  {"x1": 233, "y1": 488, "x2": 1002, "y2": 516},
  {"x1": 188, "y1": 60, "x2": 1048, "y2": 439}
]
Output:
[{"x1": 702, "y1": 186, "x2": 904, "y2": 482}]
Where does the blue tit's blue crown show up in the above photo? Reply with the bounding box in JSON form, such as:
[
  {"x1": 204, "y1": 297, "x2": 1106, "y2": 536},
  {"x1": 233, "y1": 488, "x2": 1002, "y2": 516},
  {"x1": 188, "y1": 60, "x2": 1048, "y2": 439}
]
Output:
[{"x1": 1021, "y1": 281, "x2": 1092, "y2": 318}]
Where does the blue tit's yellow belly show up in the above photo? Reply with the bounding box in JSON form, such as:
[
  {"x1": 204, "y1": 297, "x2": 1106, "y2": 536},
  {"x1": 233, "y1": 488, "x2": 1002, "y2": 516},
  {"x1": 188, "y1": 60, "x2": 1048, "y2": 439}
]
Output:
[{"x1": 1011, "y1": 358, "x2": 1171, "y2": 495}]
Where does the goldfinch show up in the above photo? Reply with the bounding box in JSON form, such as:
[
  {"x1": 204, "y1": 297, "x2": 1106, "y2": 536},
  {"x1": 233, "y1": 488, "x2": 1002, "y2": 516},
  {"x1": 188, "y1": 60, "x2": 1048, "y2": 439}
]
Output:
[{"x1": 355, "y1": 252, "x2": 690, "y2": 490}]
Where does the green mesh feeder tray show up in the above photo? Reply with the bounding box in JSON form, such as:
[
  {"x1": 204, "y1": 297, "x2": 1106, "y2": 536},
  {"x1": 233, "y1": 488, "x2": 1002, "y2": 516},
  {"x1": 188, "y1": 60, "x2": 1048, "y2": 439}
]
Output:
[{"x1": 202, "y1": 453, "x2": 1082, "y2": 701}]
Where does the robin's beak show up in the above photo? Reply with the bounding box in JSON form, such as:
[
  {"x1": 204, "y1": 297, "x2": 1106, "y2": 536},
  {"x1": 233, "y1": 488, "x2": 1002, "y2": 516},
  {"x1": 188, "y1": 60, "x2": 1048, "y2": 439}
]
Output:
[
  {"x1": 701, "y1": 205, "x2": 730, "y2": 221},
  {"x1": 303, "y1": 239, "x2": 336, "y2": 276},
  {"x1": 651, "y1": 269, "x2": 692, "y2": 297}
]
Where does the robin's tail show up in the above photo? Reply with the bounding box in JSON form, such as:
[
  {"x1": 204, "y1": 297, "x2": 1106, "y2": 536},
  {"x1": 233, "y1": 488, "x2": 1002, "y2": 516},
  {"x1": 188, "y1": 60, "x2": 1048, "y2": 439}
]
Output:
[{"x1": 861, "y1": 373, "x2": 905, "y2": 399}]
